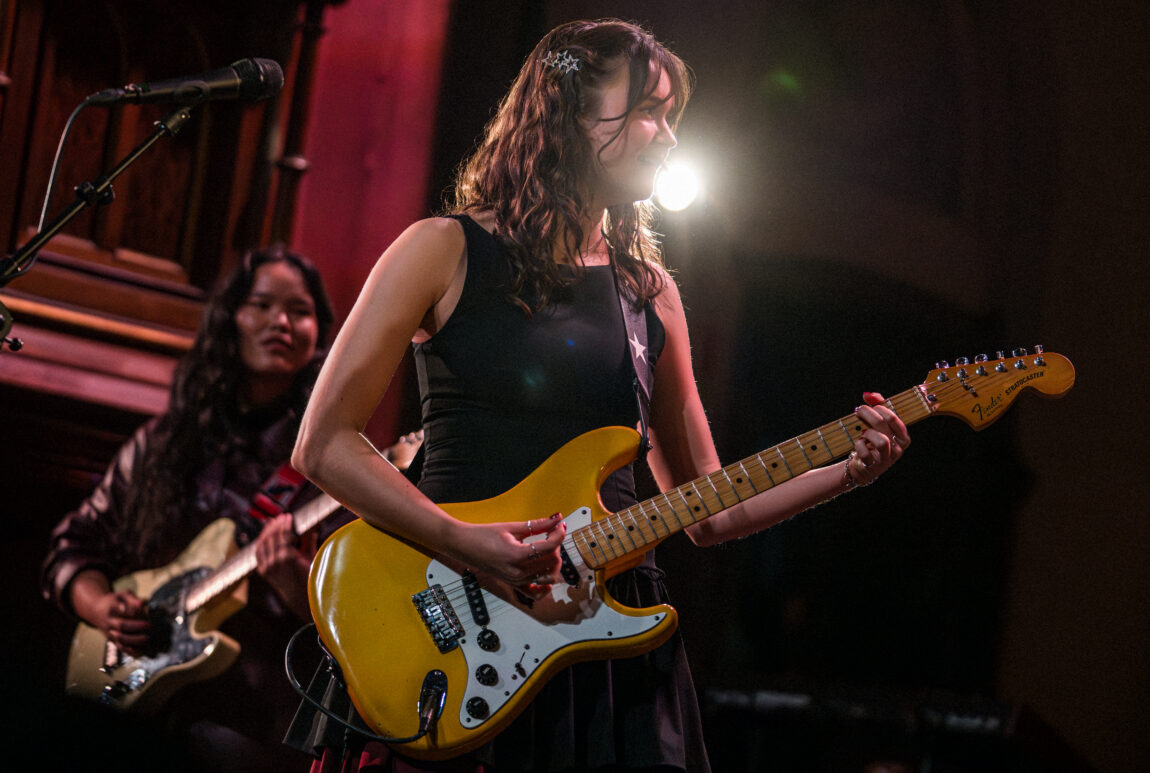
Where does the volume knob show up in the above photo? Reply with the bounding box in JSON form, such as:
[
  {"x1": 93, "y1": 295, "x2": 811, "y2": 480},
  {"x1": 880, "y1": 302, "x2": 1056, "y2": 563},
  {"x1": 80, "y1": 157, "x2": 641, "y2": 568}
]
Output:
[
  {"x1": 477, "y1": 628, "x2": 500, "y2": 652},
  {"x1": 476, "y1": 664, "x2": 498, "y2": 686}
]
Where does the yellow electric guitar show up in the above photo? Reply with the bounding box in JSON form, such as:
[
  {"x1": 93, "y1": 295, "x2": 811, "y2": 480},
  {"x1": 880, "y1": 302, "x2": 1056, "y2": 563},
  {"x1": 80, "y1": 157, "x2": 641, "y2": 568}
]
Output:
[
  {"x1": 65, "y1": 492, "x2": 344, "y2": 712},
  {"x1": 310, "y1": 348, "x2": 1075, "y2": 760}
]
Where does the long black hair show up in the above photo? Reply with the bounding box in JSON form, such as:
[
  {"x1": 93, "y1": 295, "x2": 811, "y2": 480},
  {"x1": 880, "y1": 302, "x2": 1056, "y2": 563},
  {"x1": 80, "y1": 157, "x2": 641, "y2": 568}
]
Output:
[{"x1": 123, "y1": 245, "x2": 334, "y2": 551}]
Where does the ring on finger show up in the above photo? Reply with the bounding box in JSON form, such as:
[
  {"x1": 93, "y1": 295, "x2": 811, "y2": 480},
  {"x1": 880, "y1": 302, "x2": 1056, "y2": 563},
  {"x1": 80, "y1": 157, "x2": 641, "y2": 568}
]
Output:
[{"x1": 530, "y1": 543, "x2": 539, "y2": 560}]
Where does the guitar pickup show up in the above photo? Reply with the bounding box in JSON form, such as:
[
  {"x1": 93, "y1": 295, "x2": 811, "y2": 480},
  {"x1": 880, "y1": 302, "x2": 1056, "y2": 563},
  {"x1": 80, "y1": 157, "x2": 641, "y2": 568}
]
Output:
[
  {"x1": 412, "y1": 584, "x2": 463, "y2": 654},
  {"x1": 461, "y1": 571, "x2": 490, "y2": 627},
  {"x1": 559, "y1": 545, "x2": 581, "y2": 588}
]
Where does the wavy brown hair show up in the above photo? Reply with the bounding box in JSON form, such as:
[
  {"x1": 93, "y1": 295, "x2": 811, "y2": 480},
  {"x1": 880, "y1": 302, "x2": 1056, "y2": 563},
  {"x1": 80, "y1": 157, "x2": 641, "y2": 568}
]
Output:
[
  {"x1": 123, "y1": 246, "x2": 334, "y2": 553},
  {"x1": 449, "y1": 19, "x2": 693, "y2": 312}
]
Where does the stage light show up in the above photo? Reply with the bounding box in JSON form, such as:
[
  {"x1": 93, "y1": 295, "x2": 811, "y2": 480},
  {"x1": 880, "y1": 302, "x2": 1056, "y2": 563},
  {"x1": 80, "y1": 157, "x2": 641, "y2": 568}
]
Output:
[{"x1": 654, "y1": 161, "x2": 700, "y2": 211}]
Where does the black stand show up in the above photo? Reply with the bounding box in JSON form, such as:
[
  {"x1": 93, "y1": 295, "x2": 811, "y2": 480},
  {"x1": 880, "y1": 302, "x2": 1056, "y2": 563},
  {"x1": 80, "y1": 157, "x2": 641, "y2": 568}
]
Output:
[{"x1": 0, "y1": 103, "x2": 199, "y2": 350}]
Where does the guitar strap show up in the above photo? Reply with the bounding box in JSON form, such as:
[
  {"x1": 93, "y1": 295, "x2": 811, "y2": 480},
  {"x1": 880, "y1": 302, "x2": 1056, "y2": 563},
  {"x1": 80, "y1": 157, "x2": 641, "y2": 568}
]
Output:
[
  {"x1": 615, "y1": 272, "x2": 653, "y2": 458},
  {"x1": 248, "y1": 463, "x2": 308, "y2": 522}
]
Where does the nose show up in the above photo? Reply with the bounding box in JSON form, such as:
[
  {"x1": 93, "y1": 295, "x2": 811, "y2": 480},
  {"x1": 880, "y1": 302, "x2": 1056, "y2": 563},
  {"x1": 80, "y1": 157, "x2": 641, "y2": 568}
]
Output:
[
  {"x1": 270, "y1": 306, "x2": 290, "y2": 331},
  {"x1": 657, "y1": 119, "x2": 677, "y2": 150}
]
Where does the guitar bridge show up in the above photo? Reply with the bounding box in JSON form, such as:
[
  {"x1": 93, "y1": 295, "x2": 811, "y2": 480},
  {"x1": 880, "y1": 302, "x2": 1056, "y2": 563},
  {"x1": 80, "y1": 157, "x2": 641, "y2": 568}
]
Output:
[{"x1": 412, "y1": 584, "x2": 463, "y2": 654}]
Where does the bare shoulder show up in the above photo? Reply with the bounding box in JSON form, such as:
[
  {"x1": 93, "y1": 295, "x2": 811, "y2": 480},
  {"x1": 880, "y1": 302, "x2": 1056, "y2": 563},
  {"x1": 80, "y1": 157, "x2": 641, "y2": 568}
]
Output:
[
  {"x1": 649, "y1": 263, "x2": 685, "y2": 316},
  {"x1": 388, "y1": 216, "x2": 466, "y2": 262}
]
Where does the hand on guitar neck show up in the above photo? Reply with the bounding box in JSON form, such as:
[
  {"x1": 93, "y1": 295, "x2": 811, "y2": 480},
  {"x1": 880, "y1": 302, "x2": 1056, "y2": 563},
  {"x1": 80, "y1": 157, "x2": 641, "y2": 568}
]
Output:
[{"x1": 253, "y1": 512, "x2": 316, "y2": 620}]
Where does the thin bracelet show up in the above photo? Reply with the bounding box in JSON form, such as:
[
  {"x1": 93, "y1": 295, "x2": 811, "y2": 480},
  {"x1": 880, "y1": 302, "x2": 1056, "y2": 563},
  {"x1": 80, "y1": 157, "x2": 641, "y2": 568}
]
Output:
[{"x1": 842, "y1": 452, "x2": 860, "y2": 490}]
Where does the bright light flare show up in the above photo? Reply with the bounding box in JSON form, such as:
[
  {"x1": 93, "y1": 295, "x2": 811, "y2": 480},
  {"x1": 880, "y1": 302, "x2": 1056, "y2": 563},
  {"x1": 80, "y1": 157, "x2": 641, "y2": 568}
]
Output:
[{"x1": 654, "y1": 161, "x2": 700, "y2": 211}]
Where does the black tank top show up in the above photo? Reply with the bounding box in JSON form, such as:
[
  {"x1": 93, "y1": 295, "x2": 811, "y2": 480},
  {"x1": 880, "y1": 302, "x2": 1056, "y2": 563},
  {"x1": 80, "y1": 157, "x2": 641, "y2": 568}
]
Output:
[{"x1": 413, "y1": 215, "x2": 665, "y2": 508}]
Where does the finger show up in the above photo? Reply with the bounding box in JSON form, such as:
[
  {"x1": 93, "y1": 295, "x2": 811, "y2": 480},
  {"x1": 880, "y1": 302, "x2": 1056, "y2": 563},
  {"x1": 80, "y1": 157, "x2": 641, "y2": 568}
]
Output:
[
  {"x1": 538, "y1": 519, "x2": 567, "y2": 546},
  {"x1": 521, "y1": 513, "x2": 563, "y2": 539},
  {"x1": 115, "y1": 594, "x2": 148, "y2": 619},
  {"x1": 115, "y1": 617, "x2": 153, "y2": 635},
  {"x1": 859, "y1": 401, "x2": 909, "y2": 446}
]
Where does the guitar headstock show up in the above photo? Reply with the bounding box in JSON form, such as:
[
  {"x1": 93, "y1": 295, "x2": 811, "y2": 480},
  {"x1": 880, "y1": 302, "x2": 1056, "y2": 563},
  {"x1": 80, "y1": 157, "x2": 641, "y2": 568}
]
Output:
[{"x1": 922, "y1": 346, "x2": 1075, "y2": 430}]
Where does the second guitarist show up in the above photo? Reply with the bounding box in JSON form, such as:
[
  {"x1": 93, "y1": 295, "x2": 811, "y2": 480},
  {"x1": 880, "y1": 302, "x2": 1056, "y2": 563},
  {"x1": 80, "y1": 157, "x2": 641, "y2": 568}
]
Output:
[{"x1": 42, "y1": 247, "x2": 344, "y2": 771}]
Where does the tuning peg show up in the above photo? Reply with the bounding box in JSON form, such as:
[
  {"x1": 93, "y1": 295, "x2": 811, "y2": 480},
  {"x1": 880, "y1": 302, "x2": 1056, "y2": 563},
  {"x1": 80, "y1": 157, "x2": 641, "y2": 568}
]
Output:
[
  {"x1": 934, "y1": 361, "x2": 950, "y2": 382},
  {"x1": 1034, "y1": 344, "x2": 1045, "y2": 366}
]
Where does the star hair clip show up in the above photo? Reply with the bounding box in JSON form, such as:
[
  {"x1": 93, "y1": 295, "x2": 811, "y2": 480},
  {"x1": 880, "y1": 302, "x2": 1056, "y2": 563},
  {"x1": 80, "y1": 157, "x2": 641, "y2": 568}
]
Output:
[{"x1": 542, "y1": 49, "x2": 581, "y2": 75}]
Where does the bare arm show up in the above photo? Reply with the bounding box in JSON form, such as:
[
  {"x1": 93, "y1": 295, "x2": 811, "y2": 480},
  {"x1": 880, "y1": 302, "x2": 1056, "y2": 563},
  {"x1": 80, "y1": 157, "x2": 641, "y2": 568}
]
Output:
[
  {"x1": 644, "y1": 272, "x2": 909, "y2": 547},
  {"x1": 293, "y1": 218, "x2": 564, "y2": 588}
]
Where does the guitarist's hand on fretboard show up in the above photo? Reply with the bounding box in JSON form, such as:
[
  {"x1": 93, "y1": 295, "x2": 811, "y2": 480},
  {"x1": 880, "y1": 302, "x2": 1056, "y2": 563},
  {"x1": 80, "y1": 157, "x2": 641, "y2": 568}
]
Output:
[
  {"x1": 254, "y1": 513, "x2": 315, "y2": 620},
  {"x1": 847, "y1": 392, "x2": 912, "y2": 487}
]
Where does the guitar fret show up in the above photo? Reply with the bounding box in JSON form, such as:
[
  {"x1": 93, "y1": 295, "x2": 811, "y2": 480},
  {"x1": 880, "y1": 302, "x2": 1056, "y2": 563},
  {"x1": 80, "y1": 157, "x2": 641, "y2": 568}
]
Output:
[
  {"x1": 615, "y1": 510, "x2": 642, "y2": 551},
  {"x1": 627, "y1": 507, "x2": 656, "y2": 545},
  {"x1": 606, "y1": 515, "x2": 630, "y2": 556},
  {"x1": 774, "y1": 447, "x2": 793, "y2": 478},
  {"x1": 641, "y1": 500, "x2": 673, "y2": 538},
  {"x1": 595, "y1": 520, "x2": 625, "y2": 559},
  {"x1": 576, "y1": 528, "x2": 610, "y2": 565},
  {"x1": 685, "y1": 482, "x2": 712, "y2": 516},
  {"x1": 837, "y1": 418, "x2": 855, "y2": 445},
  {"x1": 794, "y1": 437, "x2": 814, "y2": 469},
  {"x1": 702, "y1": 473, "x2": 729, "y2": 512},
  {"x1": 675, "y1": 488, "x2": 699, "y2": 525},
  {"x1": 655, "y1": 492, "x2": 687, "y2": 527},
  {"x1": 755, "y1": 454, "x2": 778, "y2": 486},
  {"x1": 815, "y1": 427, "x2": 834, "y2": 457},
  {"x1": 716, "y1": 468, "x2": 743, "y2": 508},
  {"x1": 735, "y1": 460, "x2": 760, "y2": 495}
]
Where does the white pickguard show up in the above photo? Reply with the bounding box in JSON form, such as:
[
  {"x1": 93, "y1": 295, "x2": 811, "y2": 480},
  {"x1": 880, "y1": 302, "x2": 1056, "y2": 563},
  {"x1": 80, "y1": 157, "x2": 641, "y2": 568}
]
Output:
[{"x1": 422, "y1": 507, "x2": 667, "y2": 730}]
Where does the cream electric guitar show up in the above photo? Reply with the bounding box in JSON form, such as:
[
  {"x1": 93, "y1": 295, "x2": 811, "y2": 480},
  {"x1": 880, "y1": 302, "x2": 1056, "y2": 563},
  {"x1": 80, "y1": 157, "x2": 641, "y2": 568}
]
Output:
[
  {"x1": 310, "y1": 348, "x2": 1075, "y2": 760},
  {"x1": 65, "y1": 492, "x2": 342, "y2": 712}
]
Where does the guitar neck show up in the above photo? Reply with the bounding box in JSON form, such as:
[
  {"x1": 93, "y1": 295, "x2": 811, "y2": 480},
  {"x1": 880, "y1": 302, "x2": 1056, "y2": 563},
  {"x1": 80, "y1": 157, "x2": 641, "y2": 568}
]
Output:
[
  {"x1": 184, "y1": 493, "x2": 340, "y2": 613},
  {"x1": 571, "y1": 385, "x2": 935, "y2": 569}
]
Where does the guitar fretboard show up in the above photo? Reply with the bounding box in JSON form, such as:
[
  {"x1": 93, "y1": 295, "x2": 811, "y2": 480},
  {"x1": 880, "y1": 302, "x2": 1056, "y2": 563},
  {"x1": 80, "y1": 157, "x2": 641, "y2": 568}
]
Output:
[
  {"x1": 569, "y1": 386, "x2": 934, "y2": 569},
  {"x1": 184, "y1": 493, "x2": 340, "y2": 613}
]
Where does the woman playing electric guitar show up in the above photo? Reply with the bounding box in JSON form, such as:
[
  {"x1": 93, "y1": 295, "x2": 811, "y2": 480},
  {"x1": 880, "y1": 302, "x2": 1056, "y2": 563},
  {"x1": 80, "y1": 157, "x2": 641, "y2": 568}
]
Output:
[{"x1": 289, "y1": 19, "x2": 909, "y2": 773}]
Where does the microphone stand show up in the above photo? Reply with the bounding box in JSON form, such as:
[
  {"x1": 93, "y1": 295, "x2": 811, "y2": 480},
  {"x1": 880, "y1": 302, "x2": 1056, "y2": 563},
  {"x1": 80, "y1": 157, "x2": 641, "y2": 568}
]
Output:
[{"x1": 0, "y1": 102, "x2": 199, "y2": 351}]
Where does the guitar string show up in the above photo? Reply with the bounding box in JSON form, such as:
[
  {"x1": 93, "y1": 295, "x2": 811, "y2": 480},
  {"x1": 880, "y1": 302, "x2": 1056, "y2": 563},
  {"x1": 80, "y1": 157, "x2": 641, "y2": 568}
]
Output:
[{"x1": 419, "y1": 364, "x2": 1036, "y2": 627}]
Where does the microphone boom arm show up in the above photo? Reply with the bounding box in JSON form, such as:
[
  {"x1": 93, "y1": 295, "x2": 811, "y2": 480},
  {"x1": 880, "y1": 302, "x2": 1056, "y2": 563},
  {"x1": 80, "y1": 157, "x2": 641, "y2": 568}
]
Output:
[{"x1": 0, "y1": 103, "x2": 197, "y2": 290}]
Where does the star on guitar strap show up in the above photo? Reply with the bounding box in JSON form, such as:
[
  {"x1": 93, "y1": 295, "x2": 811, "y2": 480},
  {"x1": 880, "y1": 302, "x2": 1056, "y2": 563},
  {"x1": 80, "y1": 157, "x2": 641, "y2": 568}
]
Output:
[{"x1": 615, "y1": 273, "x2": 653, "y2": 459}]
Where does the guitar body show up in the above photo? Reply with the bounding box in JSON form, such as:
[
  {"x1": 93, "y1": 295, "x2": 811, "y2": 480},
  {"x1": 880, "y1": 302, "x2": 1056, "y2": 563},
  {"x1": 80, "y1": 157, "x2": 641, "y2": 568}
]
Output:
[
  {"x1": 310, "y1": 426, "x2": 678, "y2": 761},
  {"x1": 65, "y1": 518, "x2": 246, "y2": 712}
]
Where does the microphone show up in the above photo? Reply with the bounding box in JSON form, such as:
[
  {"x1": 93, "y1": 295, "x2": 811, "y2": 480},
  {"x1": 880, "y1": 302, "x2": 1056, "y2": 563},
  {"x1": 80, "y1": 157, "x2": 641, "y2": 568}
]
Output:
[{"x1": 86, "y1": 58, "x2": 283, "y2": 106}]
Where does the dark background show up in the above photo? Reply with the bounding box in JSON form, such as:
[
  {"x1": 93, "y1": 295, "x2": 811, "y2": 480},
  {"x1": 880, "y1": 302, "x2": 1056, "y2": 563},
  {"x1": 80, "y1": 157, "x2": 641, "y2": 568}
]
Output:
[{"x1": 1, "y1": 1, "x2": 1147, "y2": 770}]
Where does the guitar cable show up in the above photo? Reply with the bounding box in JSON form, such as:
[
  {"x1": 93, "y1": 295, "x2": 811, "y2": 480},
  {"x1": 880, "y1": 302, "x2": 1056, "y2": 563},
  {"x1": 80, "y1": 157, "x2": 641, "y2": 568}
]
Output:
[{"x1": 285, "y1": 623, "x2": 446, "y2": 746}]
